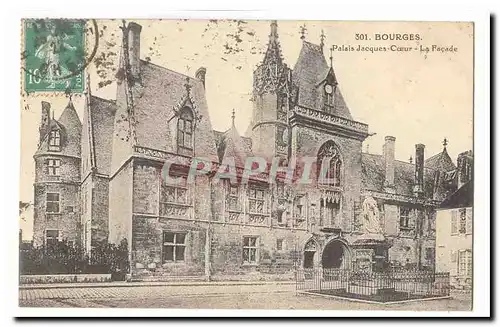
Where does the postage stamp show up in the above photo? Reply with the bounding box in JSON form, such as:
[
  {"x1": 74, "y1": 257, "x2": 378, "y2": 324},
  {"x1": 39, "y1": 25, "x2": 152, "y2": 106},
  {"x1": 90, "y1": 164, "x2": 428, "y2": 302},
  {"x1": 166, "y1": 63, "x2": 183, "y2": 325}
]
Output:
[{"x1": 23, "y1": 19, "x2": 86, "y2": 93}]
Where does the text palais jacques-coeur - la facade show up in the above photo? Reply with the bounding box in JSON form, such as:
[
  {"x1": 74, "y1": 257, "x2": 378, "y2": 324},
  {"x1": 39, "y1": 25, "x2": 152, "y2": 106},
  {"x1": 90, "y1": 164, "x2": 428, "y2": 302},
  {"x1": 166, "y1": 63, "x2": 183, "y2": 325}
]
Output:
[{"x1": 32, "y1": 21, "x2": 471, "y2": 280}]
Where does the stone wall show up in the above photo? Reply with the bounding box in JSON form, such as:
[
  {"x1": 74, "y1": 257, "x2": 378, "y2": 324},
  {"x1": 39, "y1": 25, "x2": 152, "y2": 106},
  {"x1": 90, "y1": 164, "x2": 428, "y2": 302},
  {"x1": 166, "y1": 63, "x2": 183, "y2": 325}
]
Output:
[
  {"x1": 32, "y1": 183, "x2": 80, "y2": 247},
  {"x1": 91, "y1": 175, "x2": 110, "y2": 245},
  {"x1": 108, "y1": 161, "x2": 133, "y2": 247}
]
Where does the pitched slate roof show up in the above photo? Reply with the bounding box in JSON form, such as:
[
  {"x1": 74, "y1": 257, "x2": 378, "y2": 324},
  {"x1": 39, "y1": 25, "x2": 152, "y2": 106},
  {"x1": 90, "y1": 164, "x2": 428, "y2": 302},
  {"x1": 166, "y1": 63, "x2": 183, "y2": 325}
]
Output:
[
  {"x1": 213, "y1": 126, "x2": 254, "y2": 167},
  {"x1": 127, "y1": 60, "x2": 218, "y2": 162},
  {"x1": 88, "y1": 96, "x2": 117, "y2": 175},
  {"x1": 361, "y1": 153, "x2": 437, "y2": 198},
  {"x1": 292, "y1": 41, "x2": 352, "y2": 120},
  {"x1": 35, "y1": 99, "x2": 82, "y2": 158},
  {"x1": 439, "y1": 180, "x2": 473, "y2": 209},
  {"x1": 425, "y1": 148, "x2": 456, "y2": 171}
]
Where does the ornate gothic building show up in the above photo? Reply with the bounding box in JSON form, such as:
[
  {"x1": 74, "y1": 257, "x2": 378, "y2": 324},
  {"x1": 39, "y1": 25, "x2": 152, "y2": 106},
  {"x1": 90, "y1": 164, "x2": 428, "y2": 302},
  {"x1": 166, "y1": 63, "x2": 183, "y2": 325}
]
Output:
[{"x1": 32, "y1": 21, "x2": 473, "y2": 280}]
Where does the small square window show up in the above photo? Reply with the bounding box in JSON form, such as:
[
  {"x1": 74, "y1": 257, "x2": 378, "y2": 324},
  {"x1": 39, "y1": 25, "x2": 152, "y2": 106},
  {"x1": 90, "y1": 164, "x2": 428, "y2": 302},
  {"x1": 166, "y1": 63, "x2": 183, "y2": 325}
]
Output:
[
  {"x1": 162, "y1": 232, "x2": 186, "y2": 263},
  {"x1": 47, "y1": 159, "x2": 61, "y2": 176}
]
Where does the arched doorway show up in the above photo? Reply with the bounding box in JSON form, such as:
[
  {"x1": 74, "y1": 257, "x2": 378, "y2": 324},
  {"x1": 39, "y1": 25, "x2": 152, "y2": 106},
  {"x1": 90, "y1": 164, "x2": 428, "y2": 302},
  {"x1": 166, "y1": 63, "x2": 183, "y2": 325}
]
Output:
[
  {"x1": 303, "y1": 239, "x2": 318, "y2": 268},
  {"x1": 321, "y1": 239, "x2": 350, "y2": 269}
]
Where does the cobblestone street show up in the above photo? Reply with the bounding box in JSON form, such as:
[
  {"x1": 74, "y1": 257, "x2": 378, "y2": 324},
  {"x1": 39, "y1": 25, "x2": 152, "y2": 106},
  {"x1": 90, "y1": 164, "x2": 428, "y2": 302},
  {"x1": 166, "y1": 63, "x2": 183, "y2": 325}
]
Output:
[{"x1": 18, "y1": 283, "x2": 473, "y2": 311}]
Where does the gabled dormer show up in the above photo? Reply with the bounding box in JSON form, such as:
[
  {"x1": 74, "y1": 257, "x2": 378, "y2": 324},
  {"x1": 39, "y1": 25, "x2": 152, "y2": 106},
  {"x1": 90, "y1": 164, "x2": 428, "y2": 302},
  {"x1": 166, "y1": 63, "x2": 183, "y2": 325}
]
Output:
[
  {"x1": 292, "y1": 40, "x2": 353, "y2": 120},
  {"x1": 316, "y1": 67, "x2": 338, "y2": 114},
  {"x1": 35, "y1": 99, "x2": 82, "y2": 158}
]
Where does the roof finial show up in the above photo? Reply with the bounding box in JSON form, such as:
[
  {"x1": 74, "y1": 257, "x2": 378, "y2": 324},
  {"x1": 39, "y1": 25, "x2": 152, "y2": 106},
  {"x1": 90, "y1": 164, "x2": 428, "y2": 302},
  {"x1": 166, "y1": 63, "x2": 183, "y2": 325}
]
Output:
[
  {"x1": 299, "y1": 24, "x2": 307, "y2": 41},
  {"x1": 320, "y1": 29, "x2": 326, "y2": 50},
  {"x1": 231, "y1": 108, "x2": 236, "y2": 127},
  {"x1": 329, "y1": 46, "x2": 333, "y2": 68},
  {"x1": 409, "y1": 155, "x2": 413, "y2": 164},
  {"x1": 442, "y1": 137, "x2": 448, "y2": 149},
  {"x1": 184, "y1": 76, "x2": 192, "y2": 96}
]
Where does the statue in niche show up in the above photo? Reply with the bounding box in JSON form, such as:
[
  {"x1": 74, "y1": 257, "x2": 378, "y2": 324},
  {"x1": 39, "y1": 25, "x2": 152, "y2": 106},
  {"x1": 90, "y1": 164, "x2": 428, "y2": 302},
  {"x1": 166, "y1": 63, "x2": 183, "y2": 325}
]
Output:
[{"x1": 360, "y1": 196, "x2": 384, "y2": 241}]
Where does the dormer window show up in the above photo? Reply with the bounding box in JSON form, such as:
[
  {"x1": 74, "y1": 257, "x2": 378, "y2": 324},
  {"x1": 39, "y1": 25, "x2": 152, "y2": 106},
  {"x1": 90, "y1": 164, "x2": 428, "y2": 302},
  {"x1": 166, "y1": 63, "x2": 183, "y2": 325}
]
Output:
[
  {"x1": 324, "y1": 84, "x2": 335, "y2": 112},
  {"x1": 48, "y1": 130, "x2": 61, "y2": 152},
  {"x1": 177, "y1": 107, "x2": 194, "y2": 152}
]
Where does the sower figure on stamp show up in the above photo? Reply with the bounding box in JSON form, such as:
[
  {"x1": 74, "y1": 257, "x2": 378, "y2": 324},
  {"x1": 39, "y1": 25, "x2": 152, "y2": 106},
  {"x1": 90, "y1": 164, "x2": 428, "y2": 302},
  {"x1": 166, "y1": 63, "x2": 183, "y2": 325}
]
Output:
[{"x1": 35, "y1": 22, "x2": 76, "y2": 81}]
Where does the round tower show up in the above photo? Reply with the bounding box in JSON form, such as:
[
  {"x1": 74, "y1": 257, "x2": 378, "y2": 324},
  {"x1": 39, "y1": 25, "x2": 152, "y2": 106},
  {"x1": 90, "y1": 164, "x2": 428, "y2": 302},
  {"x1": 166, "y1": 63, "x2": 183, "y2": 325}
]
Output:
[{"x1": 32, "y1": 99, "x2": 82, "y2": 247}]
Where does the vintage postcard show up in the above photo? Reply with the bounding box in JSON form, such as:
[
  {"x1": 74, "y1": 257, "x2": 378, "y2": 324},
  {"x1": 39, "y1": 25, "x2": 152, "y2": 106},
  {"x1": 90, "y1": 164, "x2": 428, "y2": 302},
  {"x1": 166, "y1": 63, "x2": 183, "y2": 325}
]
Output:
[{"x1": 18, "y1": 18, "x2": 477, "y2": 314}]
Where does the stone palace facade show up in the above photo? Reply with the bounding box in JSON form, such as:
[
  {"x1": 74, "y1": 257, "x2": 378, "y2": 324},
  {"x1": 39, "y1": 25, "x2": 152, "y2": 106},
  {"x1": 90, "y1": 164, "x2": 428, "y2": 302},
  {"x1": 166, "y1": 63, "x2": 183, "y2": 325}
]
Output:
[{"x1": 32, "y1": 21, "x2": 473, "y2": 280}]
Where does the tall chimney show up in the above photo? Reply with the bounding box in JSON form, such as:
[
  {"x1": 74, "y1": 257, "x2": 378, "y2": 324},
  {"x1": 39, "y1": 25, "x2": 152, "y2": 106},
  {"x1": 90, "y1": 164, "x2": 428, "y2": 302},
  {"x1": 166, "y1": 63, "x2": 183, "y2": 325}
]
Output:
[
  {"x1": 39, "y1": 101, "x2": 51, "y2": 144},
  {"x1": 195, "y1": 67, "x2": 207, "y2": 89},
  {"x1": 383, "y1": 136, "x2": 396, "y2": 191},
  {"x1": 413, "y1": 144, "x2": 425, "y2": 197},
  {"x1": 457, "y1": 150, "x2": 473, "y2": 189},
  {"x1": 127, "y1": 22, "x2": 142, "y2": 80}
]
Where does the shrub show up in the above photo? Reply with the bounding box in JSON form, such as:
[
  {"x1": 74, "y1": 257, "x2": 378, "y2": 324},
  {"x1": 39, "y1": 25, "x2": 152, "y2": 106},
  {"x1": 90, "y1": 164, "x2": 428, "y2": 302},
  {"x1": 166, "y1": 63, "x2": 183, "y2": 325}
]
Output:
[{"x1": 19, "y1": 239, "x2": 129, "y2": 276}]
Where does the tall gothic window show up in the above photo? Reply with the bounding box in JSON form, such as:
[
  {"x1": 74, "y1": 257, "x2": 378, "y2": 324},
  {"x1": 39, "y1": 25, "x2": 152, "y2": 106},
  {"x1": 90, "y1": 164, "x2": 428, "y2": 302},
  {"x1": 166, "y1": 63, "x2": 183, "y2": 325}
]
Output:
[
  {"x1": 317, "y1": 141, "x2": 342, "y2": 187},
  {"x1": 177, "y1": 107, "x2": 194, "y2": 151}
]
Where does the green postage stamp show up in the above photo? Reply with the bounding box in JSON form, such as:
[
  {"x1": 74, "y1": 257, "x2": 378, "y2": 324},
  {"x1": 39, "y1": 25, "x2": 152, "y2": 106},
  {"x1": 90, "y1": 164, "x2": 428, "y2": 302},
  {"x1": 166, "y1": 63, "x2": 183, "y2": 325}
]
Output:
[{"x1": 23, "y1": 19, "x2": 85, "y2": 93}]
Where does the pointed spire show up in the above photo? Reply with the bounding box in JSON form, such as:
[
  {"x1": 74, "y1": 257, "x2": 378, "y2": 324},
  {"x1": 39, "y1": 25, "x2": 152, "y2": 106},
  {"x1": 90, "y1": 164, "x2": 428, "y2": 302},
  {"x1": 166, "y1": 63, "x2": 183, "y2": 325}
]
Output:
[
  {"x1": 66, "y1": 94, "x2": 74, "y2": 109},
  {"x1": 320, "y1": 29, "x2": 326, "y2": 51},
  {"x1": 329, "y1": 46, "x2": 334, "y2": 68},
  {"x1": 231, "y1": 108, "x2": 236, "y2": 127},
  {"x1": 299, "y1": 24, "x2": 307, "y2": 41},
  {"x1": 269, "y1": 20, "x2": 278, "y2": 43}
]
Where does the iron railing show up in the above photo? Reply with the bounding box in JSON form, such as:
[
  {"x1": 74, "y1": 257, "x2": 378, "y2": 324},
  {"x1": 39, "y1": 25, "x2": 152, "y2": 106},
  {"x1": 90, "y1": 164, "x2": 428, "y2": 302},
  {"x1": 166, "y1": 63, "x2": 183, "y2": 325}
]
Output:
[{"x1": 296, "y1": 268, "x2": 450, "y2": 302}]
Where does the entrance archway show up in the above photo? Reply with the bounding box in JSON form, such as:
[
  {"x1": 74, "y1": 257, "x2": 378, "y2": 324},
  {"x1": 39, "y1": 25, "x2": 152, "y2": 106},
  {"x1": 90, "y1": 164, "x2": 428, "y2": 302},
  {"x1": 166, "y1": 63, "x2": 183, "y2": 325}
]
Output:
[
  {"x1": 303, "y1": 239, "x2": 318, "y2": 268},
  {"x1": 321, "y1": 239, "x2": 350, "y2": 269}
]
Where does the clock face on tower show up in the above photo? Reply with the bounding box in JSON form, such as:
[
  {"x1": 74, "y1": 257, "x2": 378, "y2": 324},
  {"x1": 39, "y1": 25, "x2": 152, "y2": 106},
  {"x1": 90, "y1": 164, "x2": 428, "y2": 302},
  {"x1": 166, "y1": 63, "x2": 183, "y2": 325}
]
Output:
[{"x1": 324, "y1": 84, "x2": 333, "y2": 94}]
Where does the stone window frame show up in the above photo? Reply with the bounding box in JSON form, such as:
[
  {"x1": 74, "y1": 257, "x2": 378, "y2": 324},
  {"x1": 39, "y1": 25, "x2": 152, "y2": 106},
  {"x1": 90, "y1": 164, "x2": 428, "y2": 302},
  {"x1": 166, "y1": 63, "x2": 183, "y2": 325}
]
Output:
[
  {"x1": 451, "y1": 209, "x2": 458, "y2": 235},
  {"x1": 162, "y1": 231, "x2": 187, "y2": 263},
  {"x1": 247, "y1": 185, "x2": 268, "y2": 215},
  {"x1": 177, "y1": 107, "x2": 194, "y2": 153},
  {"x1": 458, "y1": 208, "x2": 467, "y2": 234},
  {"x1": 48, "y1": 130, "x2": 61, "y2": 152},
  {"x1": 317, "y1": 141, "x2": 343, "y2": 188},
  {"x1": 242, "y1": 235, "x2": 259, "y2": 264},
  {"x1": 46, "y1": 192, "x2": 60, "y2": 213},
  {"x1": 399, "y1": 206, "x2": 412, "y2": 230},
  {"x1": 46, "y1": 158, "x2": 61, "y2": 176},
  {"x1": 226, "y1": 181, "x2": 241, "y2": 212},
  {"x1": 458, "y1": 249, "x2": 472, "y2": 276},
  {"x1": 45, "y1": 229, "x2": 60, "y2": 246},
  {"x1": 160, "y1": 175, "x2": 190, "y2": 205}
]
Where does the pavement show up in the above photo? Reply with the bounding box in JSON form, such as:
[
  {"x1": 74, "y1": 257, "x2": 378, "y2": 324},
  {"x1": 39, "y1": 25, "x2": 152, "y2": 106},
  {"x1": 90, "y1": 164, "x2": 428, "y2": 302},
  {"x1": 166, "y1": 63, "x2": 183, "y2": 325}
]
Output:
[
  {"x1": 20, "y1": 280, "x2": 295, "y2": 290},
  {"x1": 18, "y1": 281, "x2": 472, "y2": 311}
]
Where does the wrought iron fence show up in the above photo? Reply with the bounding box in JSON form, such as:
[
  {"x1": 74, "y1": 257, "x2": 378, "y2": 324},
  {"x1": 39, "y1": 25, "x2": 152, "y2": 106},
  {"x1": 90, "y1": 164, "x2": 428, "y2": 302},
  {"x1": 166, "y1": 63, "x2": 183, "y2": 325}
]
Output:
[{"x1": 295, "y1": 268, "x2": 450, "y2": 302}]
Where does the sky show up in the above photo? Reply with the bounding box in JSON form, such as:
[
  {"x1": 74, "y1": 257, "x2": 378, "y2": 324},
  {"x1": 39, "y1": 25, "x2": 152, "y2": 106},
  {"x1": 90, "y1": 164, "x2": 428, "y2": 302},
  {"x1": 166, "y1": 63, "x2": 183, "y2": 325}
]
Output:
[{"x1": 19, "y1": 20, "x2": 473, "y2": 239}]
